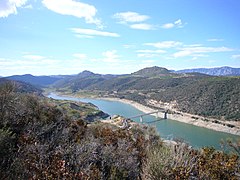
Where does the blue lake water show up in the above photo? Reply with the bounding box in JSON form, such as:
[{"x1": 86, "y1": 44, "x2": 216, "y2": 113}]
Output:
[{"x1": 48, "y1": 93, "x2": 239, "y2": 150}]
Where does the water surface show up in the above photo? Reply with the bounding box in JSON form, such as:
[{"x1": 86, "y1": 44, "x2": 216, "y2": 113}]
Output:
[{"x1": 48, "y1": 93, "x2": 239, "y2": 150}]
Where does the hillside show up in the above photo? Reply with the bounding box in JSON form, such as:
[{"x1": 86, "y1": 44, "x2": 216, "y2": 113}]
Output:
[
  {"x1": 149, "y1": 77, "x2": 240, "y2": 120},
  {"x1": 4, "y1": 66, "x2": 239, "y2": 121},
  {"x1": 0, "y1": 78, "x2": 43, "y2": 95},
  {"x1": 52, "y1": 66, "x2": 240, "y2": 121},
  {"x1": 132, "y1": 66, "x2": 176, "y2": 77},
  {"x1": 53, "y1": 70, "x2": 119, "y2": 92},
  {"x1": 6, "y1": 74, "x2": 62, "y2": 87},
  {"x1": 176, "y1": 66, "x2": 240, "y2": 76},
  {"x1": 53, "y1": 67, "x2": 202, "y2": 91},
  {"x1": 50, "y1": 99, "x2": 109, "y2": 122},
  {"x1": 1, "y1": 81, "x2": 239, "y2": 179}
]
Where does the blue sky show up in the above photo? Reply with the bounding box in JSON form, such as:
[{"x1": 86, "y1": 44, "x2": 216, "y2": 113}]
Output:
[{"x1": 0, "y1": 0, "x2": 240, "y2": 76}]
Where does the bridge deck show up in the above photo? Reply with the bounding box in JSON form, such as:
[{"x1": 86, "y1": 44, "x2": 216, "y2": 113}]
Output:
[{"x1": 127, "y1": 110, "x2": 163, "y2": 119}]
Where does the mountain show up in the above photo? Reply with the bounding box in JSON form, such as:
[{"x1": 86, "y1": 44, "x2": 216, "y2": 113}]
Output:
[
  {"x1": 1, "y1": 71, "x2": 238, "y2": 179},
  {"x1": 77, "y1": 70, "x2": 96, "y2": 78},
  {"x1": 176, "y1": 66, "x2": 240, "y2": 76},
  {"x1": 52, "y1": 67, "x2": 213, "y2": 92},
  {"x1": 6, "y1": 74, "x2": 62, "y2": 87},
  {"x1": 149, "y1": 77, "x2": 240, "y2": 120},
  {"x1": 132, "y1": 66, "x2": 175, "y2": 77},
  {"x1": 0, "y1": 78, "x2": 43, "y2": 95},
  {"x1": 6, "y1": 66, "x2": 239, "y2": 120},
  {"x1": 93, "y1": 76, "x2": 240, "y2": 120},
  {"x1": 53, "y1": 70, "x2": 119, "y2": 91},
  {"x1": 52, "y1": 66, "x2": 240, "y2": 121}
]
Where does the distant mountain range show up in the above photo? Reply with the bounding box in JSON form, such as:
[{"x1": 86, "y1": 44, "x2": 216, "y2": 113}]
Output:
[
  {"x1": 6, "y1": 74, "x2": 62, "y2": 87},
  {"x1": 49, "y1": 66, "x2": 240, "y2": 121},
  {"x1": 2, "y1": 66, "x2": 240, "y2": 88},
  {"x1": 1, "y1": 66, "x2": 240, "y2": 121},
  {"x1": 175, "y1": 66, "x2": 240, "y2": 76},
  {"x1": 0, "y1": 78, "x2": 43, "y2": 95}
]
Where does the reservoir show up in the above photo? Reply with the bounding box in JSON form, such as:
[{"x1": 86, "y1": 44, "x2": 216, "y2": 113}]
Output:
[{"x1": 48, "y1": 93, "x2": 239, "y2": 150}]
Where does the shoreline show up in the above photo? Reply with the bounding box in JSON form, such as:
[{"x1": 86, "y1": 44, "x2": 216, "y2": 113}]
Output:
[
  {"x1": 99, "y1": 97, "x2": 240, "y2": 136},
  {"x1": 47, "y1": 92, "x2": 240, "y2": 136}
]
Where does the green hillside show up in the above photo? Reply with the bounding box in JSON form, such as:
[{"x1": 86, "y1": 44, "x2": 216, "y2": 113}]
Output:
[
  {"x1": 6, "y1": 74, "x2": 62, "y2": 87},
  {"x1": 132, "y1": 66, "x2": 173, "y2": 77},
  {"x1": 0, "y1": 78, "x2": 43, "y2": 95},
  {"x1": 51, "y1": 66, "x2": 240, "y2": 121},
  {"x1": 150, "y1": 77, "x2": 240, "y2": 120}
]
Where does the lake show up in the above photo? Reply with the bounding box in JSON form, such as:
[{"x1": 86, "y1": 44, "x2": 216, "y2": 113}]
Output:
[{"x1": 48, "y1": 93, "x2": 239, "y2": 150}]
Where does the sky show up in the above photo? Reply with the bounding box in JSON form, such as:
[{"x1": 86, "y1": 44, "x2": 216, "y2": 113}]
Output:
[{"x1": 0, "y1": 0, "x2": 240, "y2": 76}]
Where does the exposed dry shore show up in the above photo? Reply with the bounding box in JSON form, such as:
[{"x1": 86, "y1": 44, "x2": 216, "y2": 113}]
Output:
[
  {"x1": 100, "y1": 97, "x2": 240, "y2": 136},
  {"x1": 48, "y1": 92, "x2": 240, "y2": 136}
]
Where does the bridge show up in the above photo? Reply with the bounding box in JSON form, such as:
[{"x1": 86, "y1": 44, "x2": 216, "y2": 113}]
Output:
[
  {"x1": 127, "y1": 110, "x2": 168, "y2": 122},
  {"x1": 120, "y1": 109, "x2": 168, "y2": 128}
]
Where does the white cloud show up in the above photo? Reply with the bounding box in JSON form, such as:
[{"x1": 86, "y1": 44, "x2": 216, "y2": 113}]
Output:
[
  {"x1": 75, "y1": 34, "x2": 94, "y2": 39},
  {"x1": 23, "y1": 54, "x2": 45, "y2": 60},
  {"x1": 137, "y1": 54, "x2": 158, "y2": 58},
  {"x1": 144, "y1": 41, "x2": 182, "y2": 48},
  {"x1": 136, "y1": 49, "x2": 166, "y2": 53},
  {"x1": 113, "y1": 11, "x2": 156, "y2": 31},
  {"x1": 161, "y1": 19, "x2": 184, "y2": 29},
  {"x1": 173, "y1": 50, "x2": 192, "y2": 58},
  {"x1": 71, "y1": 28, "x2": 120, "y2": 38},
  {"x1": 42, "y1": 0, "x2": 102, "y2": 28},
  {"x1": 174, "y1": 19, "x2": 182, "y2": 26},
  {"x1": 232, "y1": 54, "x2": 240, "y2": 59},
  {"x1": 130, "y1": 23, "x2": 155, "y2": 30},
  {"x1": 173, "y1": 46, "x2": 233, "y2": 58},
  {"x1": 0, "y1": 56, "x2": 58, "y2": 69},
  {"x1": 23, "y1": 4, "x2": 32, "y2": 9},
  {"x1": 207, "y1": 38, "x2": 224, "y2": 42},
  {"x1": 73, "y1": 53, "x2": 87, "y2": 59},
  {"x1": 183, "y1": 44, "x2": 202, "y2": 47},
  {"x1": 161, "y1": 23, "x2": 174, "y2": 29},
  {"x1": 102, "y1": 50, "x2": 119, "y2": 63},
  {"x1": 113, "y1": 11, "x2": 149, "y2": 23},
  {"x1": 0, "y1": 0, "x2": 28, "y2": 18}
]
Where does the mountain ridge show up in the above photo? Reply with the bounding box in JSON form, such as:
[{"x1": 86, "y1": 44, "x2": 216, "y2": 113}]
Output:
[
  {"x1": 50, "y1": 66, "x2": 240, "y2": 121},
  {"x1": 132, "y1": 66, "x2": 173, "y2": 77},
  {"x1": 175, "y1": 66, "x2": 240, "y2": 76},
  {"x1": 6, "y1": 74, "x2": 62, "y2": 87}
]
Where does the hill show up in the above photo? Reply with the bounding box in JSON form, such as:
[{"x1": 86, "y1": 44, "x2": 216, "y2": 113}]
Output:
[
  {"x1": 149, "y1": 77, "x2": 240, "y2": 120},
  {"x1": 0, "y1": 80, "x2": 239, "y2": 179},
  {"x1": 6, "y1": 74, "x2": 62, "y2": 87},
  {"x1": 0, "y1": 81, "x2": 159, "y2": 179},
  {"x1": 176, "y1": 66, "x2": 240, "y2": 76},
  {"x1": 53, "y1": 70, "x2": 119, "y2": 92},
  {"x1": 132, "y1": 66, "x2": 174, "y2": 77},
  {"x1": 0, "y1": 78, "x2": 43, "y2": 95},
  {"x1": 52, "y1": 66, "x2": 240, "y2": 121},
  {"x1": 53, "y1": 67, "x2": 198, "y2": 92}
]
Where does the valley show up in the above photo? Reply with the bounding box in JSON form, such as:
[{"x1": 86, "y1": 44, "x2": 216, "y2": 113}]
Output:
[
  {"x1": 1, "y1": 66, "x2": 240, "y2": 179},
  {"x1": 46, "y1": 66, "x2": 240, "y2": 134}
]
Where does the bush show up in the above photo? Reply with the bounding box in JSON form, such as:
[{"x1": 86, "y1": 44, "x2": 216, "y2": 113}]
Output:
[
  {"x1": 143, "y1": 142, "x2": 240, "y2": 179},
  {"x1": 143, "y1": 142, "x2": 196, "y2": 179}
]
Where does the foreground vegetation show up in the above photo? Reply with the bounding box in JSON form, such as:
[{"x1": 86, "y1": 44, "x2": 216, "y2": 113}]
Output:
[{"x1": 0, "y1": 82, "x2": 240, "y2": 179}]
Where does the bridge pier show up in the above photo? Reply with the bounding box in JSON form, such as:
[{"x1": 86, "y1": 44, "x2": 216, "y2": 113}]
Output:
[{"x1": 164, "y1": 111, "x2": 168, "y2": 119}]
